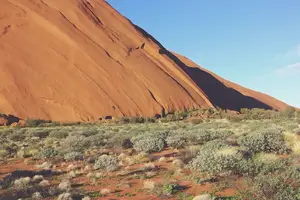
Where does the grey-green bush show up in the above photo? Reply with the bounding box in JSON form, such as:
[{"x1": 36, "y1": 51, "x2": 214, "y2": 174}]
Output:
[
  {"x1": 94, "y1": 154, "x2": 119, "y2": 171},
  {"x1": 8, "y1": 129, "x2": 27, "y2": 141},
  {"x1": 89, "y1": 134, "x2": 107, "y2": 147},
  {"x1": 63, "y1": 136, "x2": 91, "y2": 152},
  {"x1": 199, "y1": 140, "x2": 230, "y2": 152},
  {"x1": 247, "y1": 167, "x2": 300, "y2": 200},
  {"x1": 64, "y1": 152, "x2": 84, "y2": 161},
  {"x1": 237, "y1": 129, "x2": 290, "y2": 154},
  {"x1": 40, "y1": 147, "x2": 59, "y2": 159},
  {"x1": 190, "y1": 147, "x2": 243, "y2": 176},
  {"x1": 189, "y1": 140, "x2": 241, "y2": 176},
  {"x1": 186, "y1": 130, "x2": 233, "y2": 145},
  {"x1": 237, "y1": 154, "x2": 290, "y2": 177},
  {"x1": 27, "y1": 129, "x2": 50, "y2": 138},
  {"x1": 166, "y1": 135, "x2": 186, "y2": 148},
  {"x1": 49, "y1": 131, "x2": 69, "y2": 139},
  {"x1": 132, "y1": 134, "x2": 165, "y2": 153}
]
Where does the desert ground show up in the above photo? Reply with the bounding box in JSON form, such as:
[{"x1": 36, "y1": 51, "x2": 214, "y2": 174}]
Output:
[{"x1": 1, "y1": 108, "x2": 300, "y2": 200}]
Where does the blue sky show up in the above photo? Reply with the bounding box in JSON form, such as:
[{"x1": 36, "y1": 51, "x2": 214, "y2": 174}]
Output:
[{"x1": 107, "y1": 0, "x2": 300, "y2": 108}]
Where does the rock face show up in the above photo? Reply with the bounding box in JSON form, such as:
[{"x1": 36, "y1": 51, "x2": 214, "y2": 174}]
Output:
[{"x1": 0, "y1": 0, "x2": 289, "y2": 122}]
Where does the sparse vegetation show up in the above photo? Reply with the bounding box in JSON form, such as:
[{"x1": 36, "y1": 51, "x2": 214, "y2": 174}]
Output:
[
  {"x1": 40, "y1": 147, "x2": 59, "y2": 159},
  {"x1": 64, "y1": 151, "x2": 84, "y2": 161},
  {"x1": 94, "y1": 154, "x2": 119, "y2": 171},
  {"x1": 132, "y1": 134, "x2": 165, "y2": 153},
  {"x1": 1, "y1": 108, "x2": 300, "y2": 199},
  {"x1": 237, "y1": 129, "x2": 290, "y2": 154}
]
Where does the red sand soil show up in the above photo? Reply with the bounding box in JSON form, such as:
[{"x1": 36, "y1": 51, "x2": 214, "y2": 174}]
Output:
[
  {"x1": 0, "y1": 159, "x2": 38, "y2": 179},
  {"x1": 0, "y1": 149, "x2": 238, "y2": 199},
  {"x1": 0, "y1": 0, "x2": 289, "y2": 122}
]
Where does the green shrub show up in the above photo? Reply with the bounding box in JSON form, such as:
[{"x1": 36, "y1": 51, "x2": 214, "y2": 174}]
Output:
[
  {"x1": 199, "y1": 140, "x2": 230, "y2": 152},
  {"x1": 25, "y1": 119, "x2": 51, "y2": 127},
  {"x1": 240, "y1": 108, "x2": 279, "y2": 120},
  {"x1": 8, "y1": 129, "x2": 27, "y2": 141},
  {"x1": 162, "y1": 183, "x2": 181, "y2": 196},
  {"x1": 132, "y1": 135, "x2": 165, "y2": 153},
  {"x1": 210, "y1": 130, "x2": 233, "y2": 139},
  {"x1": 145, "y1": 117, "x2": 156, "y2": 123},
  {"x1": 285, "y1": 123, "x2": 299, "y2": 131},
  {"x1": 245, "y1": 167, "x2": 300, "y2": 200},
  {"x1": 49, "y1": 131, "x2": 69, "y2": 139},
  {"x1": 64, "y1": 152, "x2": 84, "y2": 161},
  {"x1": 0, "y1": 149, "x2": 9, "y2": 158},
  {"x1": 2, "y1": 142, "x2": 18, "y2": 157},
  {"x1": 118, "y1": 117, "x2": 130, "y2": 124},
  {"x1": 119, "y1": 116, "x2": 149, "y2": 124},
  {"x1": 63, "y1": 136, "x2": 91, "y2": 152},
  {"x1": 186, "y1": 130, "x2": 233, "y2": 145},
  {"x1": 190, "y1": 141, "x2": 242, "y2": 176},
  {"x1": 105, "y1": 134, "x2": 133, "y2": 148},
  {"x1": 237, "y1": 153, "x2": 290, "y2": 177},
  {"x1": 89, "y1": 134, "x2": 107, "y2": 147},
  {"x1": 153, "y1": 183, "x2": 183, "y2": 197},
  {"x1": 166, "y1": 135, "x2": 186, "y2": 148},
  {"x1": 82, "y1": 128, "x2": 99, "y2": 137},
  {"x1": 27, "y1": 129, "x2": 50, "y2": 138},
  {"x1": 23, "y1": 146, "x2": 40, "y2": 158},
  {"x1": 186, "y1": 130, "x2": 211, "y2": 144},
  {"x1": 129, "y1": 117, "x2": 146, "y2": 123},
  {"x1": 281, "y1": 106, "x2": 296, "y2": 118},
  {"x1": 40, "y1": 147, "x2": 59, "y2": 159},
  {"x1": 237, "y1": 129, "x2": 290, "y2": 154},
  {"x1": 94, "y1": 154, "x2": 119, "y2": 171}
]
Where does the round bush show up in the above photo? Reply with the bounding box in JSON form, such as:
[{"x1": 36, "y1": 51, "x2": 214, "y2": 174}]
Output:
[
  {"x1": 190, "y1": 146, "x2": 243, "y2": 176},
  {"x1": 237, "y1": 129, "x2": 290, "y2": 154},
  {"x1": 40, "y1": 147, "x2": 59, "y2": 159},
  {"x1": 63, "y1": 136, "x2": 91, "y2": 152},
  {"x1": 132, "y1": 135, "x2": 165, "y2": 153},
  {"x1": 94, "y1": 154, "x2": 119, "y2": 171}
]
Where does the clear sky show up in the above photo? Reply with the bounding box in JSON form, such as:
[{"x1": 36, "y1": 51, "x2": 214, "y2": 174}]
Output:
[{"x1": 107, "y1": 0, "x2": 300, "y2": 108}]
